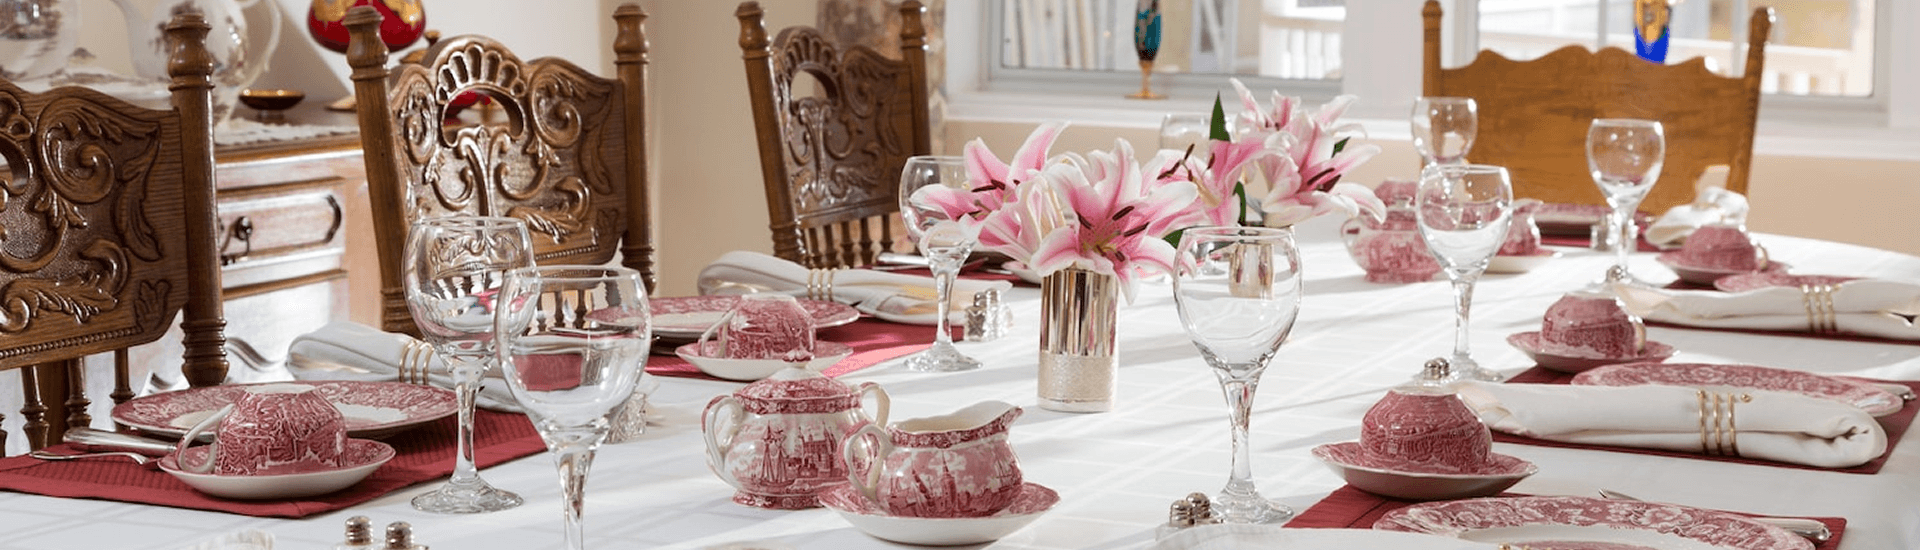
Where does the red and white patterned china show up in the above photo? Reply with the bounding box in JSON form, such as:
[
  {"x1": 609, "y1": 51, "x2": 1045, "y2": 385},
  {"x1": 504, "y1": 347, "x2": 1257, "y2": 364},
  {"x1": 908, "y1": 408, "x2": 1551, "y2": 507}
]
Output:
[
  {"x1": 1507, "y1": 333, "x2": 1677, "y2": 374},
  {"x1": 1714, "y1": 273, "x2": 1857, "y2": 293},
  {"x1": 818, "y1": 482, "x2": 1057, "y2": 546},
  {"x1": 1312, "y1": 442, "x2": 1535, "y2": 501},
  {"x1": 174, "y1": 384, "x2": 347, "y2": 476},
  {"x1": 1509, "y1": 292, "x2": 1674, "y2": 373},
  {"x1": 1658, "y1": 254, "x2": 1791, "y2": 287},
  {"x1": 1359, "y1": 388, "x2": 1493, "y2": 471},
  {"x1": 1657, "y1": 223, "x2": 1783, "y2": 285},
  {"x1": 1376, "y1": 496, "x2": 1812, "y2": 550},
  {"x1": 703, "y1": 361, "x2": 890, "y2": 509},
  {"x1": 113, "y1": 381, "x2": 457, "y2": 440},
  {"x1": 675, "y1": 341, "x2": 853, "y2": 381},
  {"x1": 844, "y1": 400, "x2": 1024, "y2": 518},
  {"x1": 1342, "y1": 180, "x2": 1443, "y2": 283},
  {"x1": 700, "y1": 293, "x2": 817, "y2": 359},
  {"x1": 652, "y1": 295, "x2": 858, "y2": 341},
  {"x1": 160, "y1": 439, "x2": 396, "y2": 500},
  {"x1": 1574, "y1": 362, "x2": 1904, "y2": 417}
]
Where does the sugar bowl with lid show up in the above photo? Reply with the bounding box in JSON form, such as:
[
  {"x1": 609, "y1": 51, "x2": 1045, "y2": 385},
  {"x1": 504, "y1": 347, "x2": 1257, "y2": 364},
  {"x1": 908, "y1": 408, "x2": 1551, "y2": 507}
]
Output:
[{"x1": 702, "y1": 356, "x2": 890, "y2": 509}]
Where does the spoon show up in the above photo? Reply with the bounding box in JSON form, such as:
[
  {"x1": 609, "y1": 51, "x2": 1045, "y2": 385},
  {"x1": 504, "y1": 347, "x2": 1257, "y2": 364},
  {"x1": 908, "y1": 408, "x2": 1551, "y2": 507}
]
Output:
[
  {"x1": 28, "y1": 450, "x2": 158, "y2": 469},
  {"x1": 1598, "y1": 489, "x2": 1831, "y2": 543}
]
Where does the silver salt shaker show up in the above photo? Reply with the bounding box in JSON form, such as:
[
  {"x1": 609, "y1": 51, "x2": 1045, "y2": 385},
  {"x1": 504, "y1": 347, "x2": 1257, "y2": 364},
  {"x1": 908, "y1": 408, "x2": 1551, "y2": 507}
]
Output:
[{"x1": 964, "y1": 289, "x2": 1011, "y2": 342}]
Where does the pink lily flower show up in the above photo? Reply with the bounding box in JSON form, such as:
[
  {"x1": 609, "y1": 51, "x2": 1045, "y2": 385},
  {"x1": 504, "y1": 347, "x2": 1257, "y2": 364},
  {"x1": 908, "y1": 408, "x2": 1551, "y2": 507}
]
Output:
[
  {"x1": 907, "y1": 122, "x2": 1067, "y2": 223},
  {"x1": 1025, "y1": 139, "x2": 1198, "y2": 301}
]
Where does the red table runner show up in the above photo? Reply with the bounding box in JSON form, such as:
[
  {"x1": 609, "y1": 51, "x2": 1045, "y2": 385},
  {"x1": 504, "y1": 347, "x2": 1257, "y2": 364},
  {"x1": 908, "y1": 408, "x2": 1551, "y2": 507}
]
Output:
[
  {"x1": 1288, "y1": 485, "x2": 1845, "y2": 550},
  {"x1": 1500, "y1": 366, "x2": 1919, "y2": 474},
  {"x1": 646, "y1": 320, "x2": 961, "y2": 381},
  {"x1": 0, "y1": 410, "x2": 545, "y2": 518}
]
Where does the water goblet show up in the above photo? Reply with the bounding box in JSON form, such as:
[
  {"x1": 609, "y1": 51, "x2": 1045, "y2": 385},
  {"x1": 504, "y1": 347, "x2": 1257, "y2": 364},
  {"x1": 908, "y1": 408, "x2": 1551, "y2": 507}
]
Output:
[
  {"x1": 494, "y1": 265, "x2": 651, "y2": 550},
  {"x1": 1172, "y1": 226, "x2": 1303, "y2": 524},
  {"x1": 1588, "y1": 118, "x2": 1666, "y2": 285},
  {"x1": 899, "y1": 155, "x2": 982, "y2": 372},
  {"x1": 1160, "y1": 113, "x2": 1222, "y2": 157},
  {"x1": 1415, "y1": 164, "x2": 1513, "y2": 382},
  {"x1": 403, "y1": 215, "x2": 529, "y2": 514},
  {"x1": 1410, "y1": 97, "x2": 1477, "y2": 167}
]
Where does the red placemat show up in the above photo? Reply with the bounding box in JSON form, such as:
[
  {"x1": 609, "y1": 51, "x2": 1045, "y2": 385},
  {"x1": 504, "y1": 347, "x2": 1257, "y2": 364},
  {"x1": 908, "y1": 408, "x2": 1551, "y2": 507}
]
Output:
[
  {"x1": 0, "y1": 409, "x2": 544, "y2": 518},
  {"x1": 1499, "y1": 366, "x2": 1918, "y2": 474},
  {"x1": 1289, "y1": 485, "x2": 1845, "y2": 550},
  {"x1": 646, "y1": 320, "x2": 961, "y2": 381}
]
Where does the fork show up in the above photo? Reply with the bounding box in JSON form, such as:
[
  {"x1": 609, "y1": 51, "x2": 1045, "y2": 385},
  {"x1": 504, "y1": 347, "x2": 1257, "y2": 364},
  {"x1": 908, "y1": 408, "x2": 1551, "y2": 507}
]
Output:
[
  {"x1": 29, "y1": 450, "x2": 157, "y2": 469},
  {"x1": 1599, "y1": 489, "x2": 1831, "y2": 543}
]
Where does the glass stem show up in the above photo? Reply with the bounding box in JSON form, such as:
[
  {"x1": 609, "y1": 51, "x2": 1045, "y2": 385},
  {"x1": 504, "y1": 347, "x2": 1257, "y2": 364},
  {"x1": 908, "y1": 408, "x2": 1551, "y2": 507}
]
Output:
[
  {"x1": 1449, "y1": 271, "x2": 1479, "y2": 360},
  {"x1": 1215, "y1": 369, "x2": 1264, "y2": 498},
  {"x1": 448, "y1": 354, "x2": 485, "y2": 486},
  {"x1": 1612, "y1": 207, "x2": 1634, "y2": 272},
  {"x1": 546, "y1": 425, "x2": 605, "y2": 550},
  {"x1": 929, "y1": 258, "x2": 961, "y2": 349}
]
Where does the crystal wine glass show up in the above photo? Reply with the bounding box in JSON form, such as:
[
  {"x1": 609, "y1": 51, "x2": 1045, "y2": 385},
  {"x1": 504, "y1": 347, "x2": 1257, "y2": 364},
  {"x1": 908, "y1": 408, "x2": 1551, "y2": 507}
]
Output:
[
  {"x1": 494, "y1": 265, "x2": 651, "y2": 550},
  {"x1": 1587, "y1": 118, "x2": 1666, "y2": 285},
  {"x1": 404, "y1": 216, "x2": 529, "y2": 513},
  {"x1": 1160, "y1": 113, "x2": 1220, "y2": 156},
  {"x1": 1410, "y1": 97, "x2": 1477, "y2": 167},
  {"x1": 1415, "y1": 164, "x2": 1514, "y2": 382},
  {"x1": 1172, "y1": 226, "x2": 1303, "y2": 524},
  {"x1": 898, "y1": 155, "x2": 982, "y2": 372}
]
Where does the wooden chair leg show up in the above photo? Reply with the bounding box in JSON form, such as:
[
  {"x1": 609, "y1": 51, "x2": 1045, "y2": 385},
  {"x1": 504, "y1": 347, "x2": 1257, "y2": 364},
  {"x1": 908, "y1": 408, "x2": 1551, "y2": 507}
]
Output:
[{"x1": 20, "y1": 365, "x2": 48, "y2": 451}]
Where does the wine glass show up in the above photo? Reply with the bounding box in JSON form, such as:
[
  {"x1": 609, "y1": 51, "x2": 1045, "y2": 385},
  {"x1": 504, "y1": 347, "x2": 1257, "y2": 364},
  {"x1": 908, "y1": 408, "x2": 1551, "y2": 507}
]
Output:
[
  {"x1": 898, "y1": 155, "x2": 982, "y2": 372},
  {"x1": 1415, "y1": 164, "x2": 1514, "y2": 382},
  {"x1": 1588, "y1": 118, "x2": 1666, "y2": 285},
  {"x1": 403, "y1": 215, "x2": 529, "y2": 513},
  {"x1": 494, "y1": 265, "x2": 651, "y2": 550},
  {"x1": 1160, "y1": 113, "x2": 1222, "y2": 157},
  {"x1": 1410, "y1": 97, "x2": 1477, "y2": 167},
  {"x1": 1171, "y1": 226, "x2": 1303, "y2": 524}
]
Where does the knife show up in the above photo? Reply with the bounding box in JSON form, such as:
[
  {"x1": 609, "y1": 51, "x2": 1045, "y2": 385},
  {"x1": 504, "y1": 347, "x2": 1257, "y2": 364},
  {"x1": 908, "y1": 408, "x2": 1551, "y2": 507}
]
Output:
[{"x1": 63, "y1": 427, "x2": 176, "y2": 457}]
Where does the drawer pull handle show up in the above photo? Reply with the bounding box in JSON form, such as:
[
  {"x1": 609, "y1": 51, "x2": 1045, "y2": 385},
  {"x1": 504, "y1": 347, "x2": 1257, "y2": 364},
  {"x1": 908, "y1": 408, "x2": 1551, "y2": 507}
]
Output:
[{"x1": 221, "y1": 216, "x2": 254, "y2": 265}]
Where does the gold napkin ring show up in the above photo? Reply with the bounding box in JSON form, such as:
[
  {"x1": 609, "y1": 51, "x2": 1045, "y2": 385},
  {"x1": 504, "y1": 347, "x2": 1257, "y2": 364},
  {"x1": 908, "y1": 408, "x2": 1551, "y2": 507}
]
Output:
[
  {"x1": 400, "y1": 339, "x2": 435, "y2": 385},
  {"x1": 1697, "y1": 389, "x2": 1752, "y2": 456},
  {"x1": 1800, "y1": 283, "x2": 1837, "y2": 334},
  {"x1": 807, "y1": 268, "x2": 837, "y2": 301}
]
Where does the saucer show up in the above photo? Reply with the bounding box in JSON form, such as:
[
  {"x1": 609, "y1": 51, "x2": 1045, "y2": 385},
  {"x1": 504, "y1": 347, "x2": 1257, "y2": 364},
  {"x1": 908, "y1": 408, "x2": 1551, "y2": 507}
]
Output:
[
  {"x1": 1312, "y1": 442, "x2": 1536, "y2": 501},
  {"x1": 1506, "y1": 332, "x2": 1676, "y2": 374},
  {"x1": 819, "y1": 482, "x2": 1058, "y2": 546},
  {"x1": 1656, "y1": 252, "x2": 1789, "y2": 286},
  {"x1": 160, "y1": 439, "x2": 394, "y2": 499},
  {"x1": 674, "y1": 341, "x2": 853, "y2": 381},
  {"x1": 1486, "y1": 249, "x2": 1560, "y2": 274},
  {"x1": 1714, "y1": 272, "x2": 1857, "y2": 293}
]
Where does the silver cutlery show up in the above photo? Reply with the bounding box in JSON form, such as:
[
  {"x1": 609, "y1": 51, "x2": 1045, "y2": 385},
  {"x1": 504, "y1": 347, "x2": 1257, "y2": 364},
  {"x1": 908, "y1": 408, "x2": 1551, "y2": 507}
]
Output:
[
  {"x1": 1599, "y1": 489, "x2": 1831, "y2": 543},
  {"x1": 62, "y1": 427, "x2": 175, "y2": 456},
  {"x1": 29, "y1": 450, "x2": 157, "y2": 468},
  {"x1": 1872, "y1": 382, "x2": 1916, "y2": 401}
]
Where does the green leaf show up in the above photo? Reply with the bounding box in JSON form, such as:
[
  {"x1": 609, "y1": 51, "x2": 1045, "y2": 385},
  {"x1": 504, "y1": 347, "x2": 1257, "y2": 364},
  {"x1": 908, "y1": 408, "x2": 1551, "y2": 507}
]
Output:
[
  {"x1": 1163, "y1": 227, "x2": 1185, "y2": 251},
  {"x1": 1209, "y1": 94, "x2": 1231, "y2": 142},
  {"x1": 1234, "y1": 181, "x2": 1249, "y2": 226},
  {"x1": 1333, "y1": 136, "x2": 1350, "y2": 155}
]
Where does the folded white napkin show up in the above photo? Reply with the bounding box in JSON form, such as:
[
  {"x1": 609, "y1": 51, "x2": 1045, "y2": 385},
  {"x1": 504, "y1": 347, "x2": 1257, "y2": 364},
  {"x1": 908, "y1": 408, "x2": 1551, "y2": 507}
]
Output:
[
  {"x1": 1147, "y1": 526, "x2": 1497, "y2": 550},
  {"x1": 180, "y1": 530, "x2": 272, "y2": 550},
  {"x1": 1611, "y1": 280, "x2": 1920, "y2": 340},
  {"x1": 1457, "y1": 381, "x2": 1888, "y2": 468},
  {"x1": 696, "y1": 251, "x2": 1014, "y2": 325},
  {"x1": 1646, "y1": 186, "x2": 1749, "y2": 249},
  {"x1": 289, "y1": 321, "x2": 524, "y2": 412}
]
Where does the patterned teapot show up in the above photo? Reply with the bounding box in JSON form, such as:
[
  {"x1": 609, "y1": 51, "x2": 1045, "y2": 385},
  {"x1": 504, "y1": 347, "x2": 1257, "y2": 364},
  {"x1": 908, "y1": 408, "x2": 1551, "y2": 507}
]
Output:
[{"x1": 702, "y1": 358, "x2": 889, "y2": 509}]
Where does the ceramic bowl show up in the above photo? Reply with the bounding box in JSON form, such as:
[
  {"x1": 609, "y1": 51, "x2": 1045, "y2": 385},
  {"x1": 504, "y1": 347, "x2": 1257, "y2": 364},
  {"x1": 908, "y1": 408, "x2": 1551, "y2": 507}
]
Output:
[
  {"x1": 1358, "y1": 390, "x2": 1491, "y2": 470},
  {"x1": 160, "y1": 439, "x2": 393, "y2": 499},
  {"x1": 1657, "y1": 253, "x2": 1790, "y2": 286},
  {"x1": 238, "y1": 88, "x2": 305, "y2": 112},
  {"x1": 676, "y1": 341, "x2": 852, "y2": 381},
  {"x1": 1536, "y1": 293, "x2": 1647, "y2": 359},
  {"x1": 819, "y1": 482, "x2": 1057, "y2": 546},
  {"x1": 1313, "y1": 442, "x2": 1536, "y2": 501}
]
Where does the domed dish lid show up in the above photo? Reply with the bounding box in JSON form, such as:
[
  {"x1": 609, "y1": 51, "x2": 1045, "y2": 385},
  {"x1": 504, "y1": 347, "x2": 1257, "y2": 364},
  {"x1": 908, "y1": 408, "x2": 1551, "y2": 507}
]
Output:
[{"x1": 732, "y1": 352, "x2": 868, "y2": 414}]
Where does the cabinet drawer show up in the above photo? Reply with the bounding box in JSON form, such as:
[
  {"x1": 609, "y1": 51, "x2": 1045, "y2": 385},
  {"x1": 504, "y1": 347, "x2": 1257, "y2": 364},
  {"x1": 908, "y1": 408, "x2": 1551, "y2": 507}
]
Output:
[{"x1": 216, "y1": 182, "x2": 344, "y2": 270}]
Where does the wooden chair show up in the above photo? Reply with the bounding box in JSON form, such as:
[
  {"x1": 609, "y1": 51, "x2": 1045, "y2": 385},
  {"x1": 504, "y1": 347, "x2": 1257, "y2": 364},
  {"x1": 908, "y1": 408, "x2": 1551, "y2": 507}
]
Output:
[
  {"x1": 346, "y1": 4, "x2": 654, "y2": 336},
  {"x1": 0, "y1": 14, "x2": 228, "y2": 451},
  {"x1": 737, "y1": 1, "x2": 932, "y2": 269},
  {"x1": 1422, "y1": 0, "x2": 1773, "y2": 215}
]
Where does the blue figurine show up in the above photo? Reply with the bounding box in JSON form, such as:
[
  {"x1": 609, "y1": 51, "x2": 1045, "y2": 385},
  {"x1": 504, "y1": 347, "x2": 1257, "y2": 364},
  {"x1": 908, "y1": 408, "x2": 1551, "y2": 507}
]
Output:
[
  {"x1": 1633, "y1": 0, "x2": 1672, "y2": 63},
  {"x1": 1128, "y1": 0, "x2": 1164, "y2": 99}
]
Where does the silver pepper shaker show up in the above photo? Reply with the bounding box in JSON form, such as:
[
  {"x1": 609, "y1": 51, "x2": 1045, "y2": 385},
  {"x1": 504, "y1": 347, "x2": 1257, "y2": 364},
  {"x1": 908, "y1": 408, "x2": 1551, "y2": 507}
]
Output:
[
  {"x1": 383, "y1": 522, "x2": 426, "y2": 550},
  {"x1": 333, "y1": 516, "x2": 374, "y2": 550},
  {"x1": 964, "y1": 289, "x2": 1011, "y2": 342}
]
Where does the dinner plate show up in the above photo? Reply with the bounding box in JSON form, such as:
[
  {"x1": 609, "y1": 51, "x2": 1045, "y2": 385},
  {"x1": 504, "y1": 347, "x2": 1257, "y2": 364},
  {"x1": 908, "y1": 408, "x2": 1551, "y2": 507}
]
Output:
[
  {"x1": 160, "y1": 439, "x2": 395, "y2": 500},
  {"x1": 1486, "y1": 249, "x2": 1560, "y2": 274},
  {"x1": 819, "y1": 482, "x2": 1057, "y2": 546},
  {"x1": 1312, "y1": 442, "x2": 1536, "y2": 501},
  {"x1": 651, "y1": 295, "x2": 859, "y2": 340},
  {"x1": 1507, "y1": 332, "x2": 1676, "y2": 374},
  {"x1": 1714, "y1": 273, "x2": 1857, "y2": 293},
  {"x1": 113, "y1": 381, "x2": 457, "y2": 440},
  {"x1": 1656, "y1": 252, "x2": 1790, "y2": 286},
  {"x1": 1376, "y1": 496, "x2": 1812, "y2": 550},
  {"x1": 673, "y1": 341, "x2": 854, "y2": 381},
  {"x1": 1573, "y1": 362, "x2": 1903, "y2": 417}
]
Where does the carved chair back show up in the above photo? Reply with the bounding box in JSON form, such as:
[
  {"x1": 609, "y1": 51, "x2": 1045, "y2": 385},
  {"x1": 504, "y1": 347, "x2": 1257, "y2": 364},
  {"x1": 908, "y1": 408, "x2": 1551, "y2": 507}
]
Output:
[
  {"x1": 737, "y1": 1, "x2": 932, "y2": 269},
  {"x1": 346, "y1": 4, "x2": 653, "y2": 336},
  {"x1": 1422, "y1": 0, "x2": 1772, "y2": 216},
  {"x1": 0, "y1": 14, "x2": 227, "y2": 452}
]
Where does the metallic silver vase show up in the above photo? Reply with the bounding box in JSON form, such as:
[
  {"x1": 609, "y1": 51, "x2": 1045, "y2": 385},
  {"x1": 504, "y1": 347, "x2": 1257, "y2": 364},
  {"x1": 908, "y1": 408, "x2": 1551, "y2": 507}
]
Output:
[{"x1": 1037, "y1": 268, "x2": 1119, "y2": 412}]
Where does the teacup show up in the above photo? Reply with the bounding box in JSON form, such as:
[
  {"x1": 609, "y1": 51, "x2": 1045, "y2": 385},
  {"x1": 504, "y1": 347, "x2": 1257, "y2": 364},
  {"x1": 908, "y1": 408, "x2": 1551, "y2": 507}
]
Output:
[
  {"x1": 699, "y1": 294, "x2": 815, "y2": 360},
  {"x1": 1358, "y1": 388, "x2": 1491, "y2": 470},
  {"x1": 1677, "y1": 224, "x2": 1768, "y2": 271},
  {"x1": 1538, "y1": 292, "x2": 1646, "y2": 358},
  {"x1": 1498, "y1": 200, "x2": 1543, "y2": 256},
  {"x1": 1341, "y1": 179, "x2": 1441, "y2": 283},
  {"x1": 843, "y1": 400, "x2": 1024, "y2": 518},
  {"x1": 175, "y1": 384, "x2": 347, "y2": 476}
]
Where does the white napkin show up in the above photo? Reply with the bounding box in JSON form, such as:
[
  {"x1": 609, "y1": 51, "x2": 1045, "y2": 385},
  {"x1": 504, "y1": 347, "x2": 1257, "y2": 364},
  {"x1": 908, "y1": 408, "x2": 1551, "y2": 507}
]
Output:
[
  {"x1": 1646, "y1": 186, "x2": 1749, "y2": 249},
  {"x1": 1611, "y1": 280, "x2": 1920, "y2": 340},
  {"x1": 1457, "y1": 381, "x2": 1888, "y2": 468},
  {"x1": 180, "y1": 530, "x2": 272, "y2": 550},
  {"x1": 1147, "y1": 526, "x2": 1497, "y2": 550},
  {"x1": 696, "y1": 251, "x2": 1014, "y2": 325}
]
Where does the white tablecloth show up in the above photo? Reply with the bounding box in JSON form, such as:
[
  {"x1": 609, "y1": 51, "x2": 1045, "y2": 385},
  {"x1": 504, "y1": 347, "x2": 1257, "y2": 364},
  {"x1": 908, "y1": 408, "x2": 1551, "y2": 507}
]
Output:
[{"x1": 5, "y1": 215, "x2": 1917, "y2": 550}]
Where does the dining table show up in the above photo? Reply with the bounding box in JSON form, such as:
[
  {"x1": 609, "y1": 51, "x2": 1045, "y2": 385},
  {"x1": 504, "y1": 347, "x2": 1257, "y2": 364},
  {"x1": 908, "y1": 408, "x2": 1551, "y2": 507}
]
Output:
[{"x1": 1, "y1": 214, "x2": 1915, "y2": 550}]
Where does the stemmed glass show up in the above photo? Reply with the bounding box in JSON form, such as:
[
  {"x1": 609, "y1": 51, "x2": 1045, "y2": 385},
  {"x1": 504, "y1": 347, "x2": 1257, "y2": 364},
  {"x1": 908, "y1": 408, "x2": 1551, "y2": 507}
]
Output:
[
  {"x1": 403, "y1": 216, "x2": 528, "y2": 514},
  {"x1": 1160, "y1": 113, "x2": 1221, "y2": 156},
  {"x1": 1410, "y1": 97, "x2": 1477, "y2": 167},
  {"x1": 1587, "y1": 118, "x2": 1666, "y2": 285},
  {"x1": 898, "y1": 155, "x2": 982, "y2": 372},
  {"x1": 1415, "y1": 164, "x2": 1514, "y2": 382},
  {"x1": 494, "y1": 265, "x2": 651, "y2": 550},
  {"x1": 1172, "y1": 226, "x2": 1303, "y2": 524}
]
